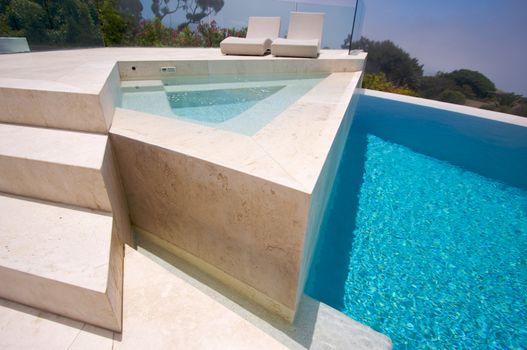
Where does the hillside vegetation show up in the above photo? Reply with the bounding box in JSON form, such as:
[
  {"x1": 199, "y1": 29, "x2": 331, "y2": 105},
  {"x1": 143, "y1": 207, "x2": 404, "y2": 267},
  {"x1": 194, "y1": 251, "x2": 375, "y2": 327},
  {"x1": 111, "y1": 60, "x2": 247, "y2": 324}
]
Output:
[
  {"x1": 0, "y1": 0, "x2": 241, "y2": 48},
  {"x1": 346, "y1": 37, "x2": 527, "y2": 118}
]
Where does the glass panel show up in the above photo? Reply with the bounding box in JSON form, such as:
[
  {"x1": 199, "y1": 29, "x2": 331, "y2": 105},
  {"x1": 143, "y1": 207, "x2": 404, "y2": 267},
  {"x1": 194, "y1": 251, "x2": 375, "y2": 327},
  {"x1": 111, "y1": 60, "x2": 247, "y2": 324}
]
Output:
[{"x1": 0, "y1": 0, "x2": 362, "y2": 51}]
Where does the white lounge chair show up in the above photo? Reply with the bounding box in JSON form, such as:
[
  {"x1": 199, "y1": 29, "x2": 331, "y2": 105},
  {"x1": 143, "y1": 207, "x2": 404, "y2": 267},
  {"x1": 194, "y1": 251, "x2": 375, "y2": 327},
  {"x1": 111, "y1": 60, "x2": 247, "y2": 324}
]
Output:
[
  {"x1": 271, "y1": 12, "x2": 325, "y2": 58},
  {"x1": 220, "y1": 17, "x2": 281, "y2": 56}
]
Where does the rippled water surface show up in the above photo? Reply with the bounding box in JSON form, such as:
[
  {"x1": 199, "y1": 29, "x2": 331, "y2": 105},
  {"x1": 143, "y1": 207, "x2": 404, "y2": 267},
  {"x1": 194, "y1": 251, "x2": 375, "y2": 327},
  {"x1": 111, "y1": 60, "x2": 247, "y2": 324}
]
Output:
[
  {"x1": 306, "y1": 95, "x2": 527, "y2": 349},
  {"x1": 120, "y1": 73, "x2": 326, "y2": 135},
  {"x1": 167, "y1": 86, "x2": 284, "y2": 123}
]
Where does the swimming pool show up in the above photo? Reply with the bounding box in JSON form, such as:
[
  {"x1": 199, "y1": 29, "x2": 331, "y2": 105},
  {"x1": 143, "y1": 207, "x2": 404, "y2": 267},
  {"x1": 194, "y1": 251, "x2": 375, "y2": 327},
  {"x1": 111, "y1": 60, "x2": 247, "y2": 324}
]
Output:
[
  {"x1": 119, "y1": 73, "x2": 327, "y2": 135},
  {"x1": 306, "y1": 93, "x2": 527, "y2": 349}
]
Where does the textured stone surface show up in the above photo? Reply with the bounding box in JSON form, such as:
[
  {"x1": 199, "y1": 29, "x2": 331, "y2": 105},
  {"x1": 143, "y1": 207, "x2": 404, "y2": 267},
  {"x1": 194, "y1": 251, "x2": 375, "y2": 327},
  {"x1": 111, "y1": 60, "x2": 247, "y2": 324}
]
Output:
[
  {"x1": 0, "y1": 194, "x2": 123, "y2": 331},
  {"x1": 0, "y1": 47, "x2": 370, "y2": 331},
  {"x1": 0, "y1": 48, "x2": 365, "y2": 132},
  {"x1": 0, "y1": 123, "x2": 133, "y2": 246},
  {"x1": 0, "y1": 123, "x2": 111, "y2": 211},
  {"x1": 111, "y1": 135, "x2": 309, "y2": 316},
  {"x1": 0, "y1": 244, "x2": 392, "y2": 349},
  {"x1": 110, "y1": 72, "x2": 362, "y2": 319},
  {"x1": 100, "y1": 141, "x2": 134, "y2": 246}
]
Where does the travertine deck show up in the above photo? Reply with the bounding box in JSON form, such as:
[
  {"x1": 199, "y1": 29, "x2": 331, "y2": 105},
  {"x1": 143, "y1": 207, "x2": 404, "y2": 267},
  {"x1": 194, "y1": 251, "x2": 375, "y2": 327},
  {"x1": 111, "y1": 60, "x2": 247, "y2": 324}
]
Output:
[
  {"x1": 110, "y1": 71, "x2": 362, "y2": 320},
  {"x1": 0, "y1": 47, "x2": 392, "y2": 347},
  {"x1": 0, "y1": 48, "x2": 366, "y2": 93},
  {"x1": 0, "y1": 244, "x2": 391, "y2": 350},
  {"x1": 0, "y1": 194, "x2": 122, "y2": 332}
]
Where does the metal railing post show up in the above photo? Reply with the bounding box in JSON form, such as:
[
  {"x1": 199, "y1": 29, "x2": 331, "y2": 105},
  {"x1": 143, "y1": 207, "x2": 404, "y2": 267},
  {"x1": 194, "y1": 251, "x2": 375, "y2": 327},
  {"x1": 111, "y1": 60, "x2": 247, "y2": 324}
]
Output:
[{"x1": 348, "y1": 0, "x2": 359, "y2": 54}]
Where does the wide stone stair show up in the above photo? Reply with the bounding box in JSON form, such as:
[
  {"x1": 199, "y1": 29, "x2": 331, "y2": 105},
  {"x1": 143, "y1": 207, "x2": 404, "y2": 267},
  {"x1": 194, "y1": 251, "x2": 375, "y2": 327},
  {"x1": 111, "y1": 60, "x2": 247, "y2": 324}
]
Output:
[{"x1": 0, "y1": 122, "x2": 131, "y2": 331}]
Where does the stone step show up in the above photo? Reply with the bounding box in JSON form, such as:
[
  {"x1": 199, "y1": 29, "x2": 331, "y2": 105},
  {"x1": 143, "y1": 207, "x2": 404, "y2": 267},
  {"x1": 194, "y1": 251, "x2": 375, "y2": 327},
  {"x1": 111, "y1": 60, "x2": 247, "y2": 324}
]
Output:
[
  {"x1": 0, "y1": 193, "x2": 123, "y2": 331},
  {"x1": 0, "y1": 122, "x2": 112, "y2": 211}
]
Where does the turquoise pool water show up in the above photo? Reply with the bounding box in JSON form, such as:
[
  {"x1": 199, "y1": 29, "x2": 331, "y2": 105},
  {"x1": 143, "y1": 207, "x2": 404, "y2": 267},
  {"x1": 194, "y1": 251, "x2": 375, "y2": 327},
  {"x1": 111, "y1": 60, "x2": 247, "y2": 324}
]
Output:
[
  {"x1": 120, "y1": 73, "x2": 326, "y2": 135},
  {"x1": 306, "y1": 95, "x2": 527, "y2": 349},
  {"x1": 166, "y1": 86, "x2": 284, "y2": 123}
]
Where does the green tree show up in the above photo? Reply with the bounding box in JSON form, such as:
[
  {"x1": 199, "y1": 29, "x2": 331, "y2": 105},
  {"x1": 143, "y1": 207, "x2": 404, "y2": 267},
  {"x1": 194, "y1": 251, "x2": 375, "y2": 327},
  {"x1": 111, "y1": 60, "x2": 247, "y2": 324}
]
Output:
[
  {"x1": 151, "y1": 0, "x2": 224, "y2": 27},
  {"x1": 116, "y1": 0, "x2": 142, "y2": 21},
  {"x1": 184, "y1": 0, "x2": 224, "y2": 25},
  {"x1": 95, "y1": 0, "x2": 144, "y2": 46},
  {"x1": 346, "y1": 37, "x2": 423, "y2": 89},
  {"x1": 3, "y1": 0, "x2": 103, "y2": 47},
  {"x1": 5, "y1": 0, "x2": 48, "y2": 43},
  {"x1": 136, "y1": 17, "x2": 172, "y2": 46},
  {"x1": 97, "y1": 0, "x2": 128, "y2": 45},
  {"x1": 61, "y1": 0, "x2": 102, "y2": 45},
  {"x1": 444, "y1": 69, "x2": 496, "y2": 98}
]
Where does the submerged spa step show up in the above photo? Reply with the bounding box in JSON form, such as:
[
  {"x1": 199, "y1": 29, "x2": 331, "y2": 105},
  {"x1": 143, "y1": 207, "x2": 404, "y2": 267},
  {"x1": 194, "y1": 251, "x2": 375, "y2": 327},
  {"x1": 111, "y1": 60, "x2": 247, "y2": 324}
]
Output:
[
  {"x1": 0, "y1": 193, "x2": 123, "y2": 331},
  {"x1": 0, "y1": 123, "x2": 111, "y2": 211}
]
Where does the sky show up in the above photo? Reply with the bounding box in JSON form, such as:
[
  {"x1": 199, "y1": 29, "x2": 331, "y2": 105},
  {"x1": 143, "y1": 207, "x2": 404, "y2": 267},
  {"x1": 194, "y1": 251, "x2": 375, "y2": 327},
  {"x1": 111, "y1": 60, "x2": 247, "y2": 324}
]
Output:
[{"x1": 140, "y1": 0, "x2": 527, "y2": 96}]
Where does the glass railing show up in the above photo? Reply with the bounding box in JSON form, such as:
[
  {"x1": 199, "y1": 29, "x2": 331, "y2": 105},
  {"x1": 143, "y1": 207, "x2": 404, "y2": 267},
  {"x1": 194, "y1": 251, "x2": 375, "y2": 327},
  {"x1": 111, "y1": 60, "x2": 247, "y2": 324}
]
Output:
[{"x1": 0, "y1": 0, "x2": 364, "y2": 52}]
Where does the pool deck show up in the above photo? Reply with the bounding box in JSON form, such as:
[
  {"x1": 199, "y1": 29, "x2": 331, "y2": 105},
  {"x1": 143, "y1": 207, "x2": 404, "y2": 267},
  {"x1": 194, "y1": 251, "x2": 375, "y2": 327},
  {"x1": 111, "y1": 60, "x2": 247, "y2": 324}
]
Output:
[
  {"x1": 0, "y1": 48, "x2": 365, "y2": 193},
  {"x1": 0, "y1": 47, "x2": 365, "y2": 93},
  {"x1": 0, "y1": 48, "x2": 394, "y2": 349},
  {"x1": 0, "y1": 243, "x2": 391, "y2": 350}
]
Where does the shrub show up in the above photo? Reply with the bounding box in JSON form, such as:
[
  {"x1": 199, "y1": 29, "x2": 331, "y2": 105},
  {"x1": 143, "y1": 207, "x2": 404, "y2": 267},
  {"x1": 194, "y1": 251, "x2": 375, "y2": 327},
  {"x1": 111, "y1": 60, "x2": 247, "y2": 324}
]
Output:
[
  {"x1": 197, "y1": 20, "x2": 224, "y2": 47},
  {"x1": 497, "y1": 92, "x2": 521, "y2": 107},
  {"x1": 173, "y1": 25, "x2": 202, "y2": 47},
  {"x1": 438, "y1": 89, "x2": 466, "y2": 105},
  {"x1": 136, "y1": 18, "x2": 172, "y2": 46},
  {"x1": 418, "y1": 75, "x2": 459, "y2": 99},
  {"x1": 225, "y1": 26, "x2": 247, "y2": 38},
  {"x1": 362, "y1": 73, "x2": 417, "y2": 96}
]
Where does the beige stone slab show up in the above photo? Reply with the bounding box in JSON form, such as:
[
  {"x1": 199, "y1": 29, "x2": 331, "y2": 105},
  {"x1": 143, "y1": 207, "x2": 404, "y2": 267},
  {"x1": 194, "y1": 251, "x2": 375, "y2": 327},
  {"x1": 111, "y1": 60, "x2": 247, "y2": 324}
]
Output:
[
  {"x1": 99, "y1": 63, "x2": 122, "y2": 130},
  {"x1": 0, "y1": 242, "x2": 391, "y2": 350},
  {"x1": 0, "y1": 123, "x2": 107, "y2": 167},
  {"x1": 136, "y1": 228, "x2": 295, "y2": 321},
  {"x1": 0, "y1": 77, "x2": 85, "y2": 93},
  {"x1": 132, "y1": 240, "x2": 393, "y2": 350},
  {"x1": 0, "y1": 123, "x2": 113, "y2": 211},
  {"x1": 69, "y1": 324, "x2": 114, "y2": 350},
  {"x1": 57, "y1": 61, "x2": 118, "y2": 94},
  {"x1": 110, "y1": 108, "x2": 306, "y2": 192},
  {"x1": 119, "y1": 60, "x2": 210, "y2": 80},
  {"x1": 110, "y1": 71, "x2": 362, "y2": 319},
  {"x1": 101, "y1": 141, "x2": 134, "y2": 246},
  {"x1": 0, "y1": 87, "x2": 108, "y2": 133},
  {"x1": 120, "y1": 79, "x2": 163, "y2": 88},
  {"x1": 0, "y1": 298, "x2": 114, "y2": 350},
  {"x1": 0, "y1": 299, "x2": 84, "y2": 350},
  {"x1": 0, "y1": 47, "x2": 366, "y2": 323},
  {"x1": 0, "y1": 194, "x2": 123, "y2": 331},
  {"x1": 114, "y1": 245, "x2": 287, "y2": 350},
  {"x1": 0, "y1": 48, "x2": 365, "y2": 93},
  {"x1": 112, "y1": 71, "x2": 361, "y2": 194},
  {"x1": 110, "y1": 135, "x2": 310, "y2": 311},
  {"x1": 252, "y1": 72, "x2": 362, "y2": 192},
  {"x1": 0, "y1": 48, "x2": 364, "y2": 132}
]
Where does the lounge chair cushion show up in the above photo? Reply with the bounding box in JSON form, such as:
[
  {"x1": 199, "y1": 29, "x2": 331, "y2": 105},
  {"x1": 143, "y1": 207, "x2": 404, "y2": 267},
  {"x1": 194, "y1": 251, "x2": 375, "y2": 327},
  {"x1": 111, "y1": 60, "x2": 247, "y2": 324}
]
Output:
[
  {"x1": 271, "y1": 12, "x2": 324, "y2": 58},
  {"x1": 271, "y1": 38, "x2": 320, "y2": 58},
  {"x1": 220, "y1": 17, "x2": 280, "y2": 56},
  {"x1": 220, "y1": 37, "x2": 272, "y2": 56}
]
